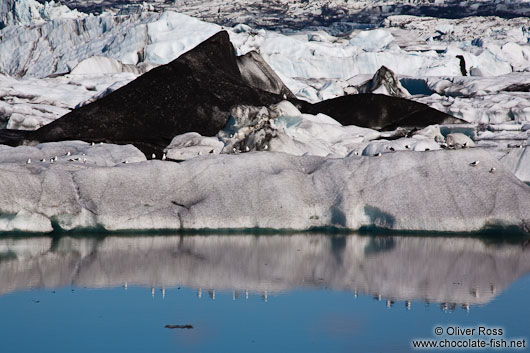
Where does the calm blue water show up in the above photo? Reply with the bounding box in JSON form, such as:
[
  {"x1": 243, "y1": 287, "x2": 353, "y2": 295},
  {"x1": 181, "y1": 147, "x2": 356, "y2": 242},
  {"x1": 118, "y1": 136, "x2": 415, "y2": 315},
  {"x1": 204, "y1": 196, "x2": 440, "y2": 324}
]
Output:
[{"x1": 0, "y1": 233, "x2": 529, "y2": 353}]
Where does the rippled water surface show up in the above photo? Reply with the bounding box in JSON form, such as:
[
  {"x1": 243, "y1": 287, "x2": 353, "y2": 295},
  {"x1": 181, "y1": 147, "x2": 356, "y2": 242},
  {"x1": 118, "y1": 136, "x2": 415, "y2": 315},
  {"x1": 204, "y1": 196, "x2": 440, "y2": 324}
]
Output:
[{"x1": 0, "y1": 233, "x2": 529, "y2": 352}]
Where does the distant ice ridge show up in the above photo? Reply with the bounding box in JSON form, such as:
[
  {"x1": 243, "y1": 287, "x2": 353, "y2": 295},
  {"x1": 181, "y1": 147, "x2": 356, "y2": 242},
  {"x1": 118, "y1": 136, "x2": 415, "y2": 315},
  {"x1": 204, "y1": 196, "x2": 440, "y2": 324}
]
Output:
[
  {"x1": 0, "y1": 142, "x2": 529, "y2": 233},
  {"x1": 1, "y1": 0, "x2": 528, "y2": 80},
  {"x1": 0, "y1": 0, "x2": 85, "y2": 28}
]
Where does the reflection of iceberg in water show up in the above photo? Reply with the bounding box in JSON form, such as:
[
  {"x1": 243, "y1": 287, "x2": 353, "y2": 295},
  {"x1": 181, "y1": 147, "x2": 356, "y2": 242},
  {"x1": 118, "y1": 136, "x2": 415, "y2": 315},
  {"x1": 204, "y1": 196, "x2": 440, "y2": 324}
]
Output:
[{"x1": 1, "y1": 234, "x2": 530, "y2": 306}]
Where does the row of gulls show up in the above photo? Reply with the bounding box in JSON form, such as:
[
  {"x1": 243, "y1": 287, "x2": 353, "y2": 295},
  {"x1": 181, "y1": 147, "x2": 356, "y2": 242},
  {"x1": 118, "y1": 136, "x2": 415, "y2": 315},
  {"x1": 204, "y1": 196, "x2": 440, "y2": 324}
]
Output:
[
  {"x1": 27, "y1": 150, "x2": 92, "y2": 164},
  {"x1": 230, "y1": 145, "x2": 269, "y2": 154},
  {"x1": 368, "y1": 292, "x2": 472, "y2": 312}
]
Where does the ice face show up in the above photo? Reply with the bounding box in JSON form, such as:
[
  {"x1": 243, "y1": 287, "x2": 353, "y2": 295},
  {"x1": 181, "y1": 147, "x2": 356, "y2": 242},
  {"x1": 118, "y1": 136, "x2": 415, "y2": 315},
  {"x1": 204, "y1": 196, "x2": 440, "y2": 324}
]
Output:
[{"x1": 0, "y1": 146, "x2": 529, "y2": 233}]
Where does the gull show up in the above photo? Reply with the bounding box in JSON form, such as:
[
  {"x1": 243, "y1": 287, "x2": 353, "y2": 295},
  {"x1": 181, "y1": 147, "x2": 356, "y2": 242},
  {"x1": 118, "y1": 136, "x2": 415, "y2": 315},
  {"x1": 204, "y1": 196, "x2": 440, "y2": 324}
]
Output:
[
  {"x1": 162, "y1": 153, "x2": 167, "y2": 160},
  {"x1": 151, "y1": 153, "x2": 156, "y2": 159},
  {"x1": 26, "y1": 158, "x2": 31, "y2": 164},
  {"x1": 470, "y1": 160, "x2": 480, "y2": 167},
  {"x1": 263, "y1": 145, "x2": 269, "y2": 150},
  {"x1": 40, "y1": 158, "x2": 46, "y2": 162},
  {"x1": 198, "y1": 151, "x2": 202, "y2": 155},
  {"x1": 245, "y1": 146, "x2": 250, "y2": 152},
  {"x1": 122, "y1": 160, "x2": 129, "y2": 164},
  {"x1": 489, "y1": 167, "x2": 496, "y2": 174},
  {"x1": 65, "y1": 151, "x2": 71, "y2": 156}
]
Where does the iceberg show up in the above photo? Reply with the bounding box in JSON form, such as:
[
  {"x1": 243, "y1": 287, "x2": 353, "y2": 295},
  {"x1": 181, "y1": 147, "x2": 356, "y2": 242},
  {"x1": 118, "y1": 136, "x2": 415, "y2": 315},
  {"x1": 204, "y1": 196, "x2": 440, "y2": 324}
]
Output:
[{"x1": 0, "y1": 146, "x2": 529, "y2": 233}]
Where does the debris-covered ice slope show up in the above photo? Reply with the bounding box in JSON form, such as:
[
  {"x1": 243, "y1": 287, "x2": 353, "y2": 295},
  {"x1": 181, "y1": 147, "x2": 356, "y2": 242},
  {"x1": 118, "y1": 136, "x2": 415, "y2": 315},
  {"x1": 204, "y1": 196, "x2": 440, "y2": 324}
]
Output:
[{"x1": 1, "y1": 145, "x2": 529, "y2": 233}]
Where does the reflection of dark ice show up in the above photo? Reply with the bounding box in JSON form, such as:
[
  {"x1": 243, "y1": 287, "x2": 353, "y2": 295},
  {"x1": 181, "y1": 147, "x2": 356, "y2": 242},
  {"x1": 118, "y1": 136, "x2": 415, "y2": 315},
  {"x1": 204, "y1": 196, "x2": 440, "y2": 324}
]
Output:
[{"x1": 1, "y1": 234, "x2": 529, "y2": 309}]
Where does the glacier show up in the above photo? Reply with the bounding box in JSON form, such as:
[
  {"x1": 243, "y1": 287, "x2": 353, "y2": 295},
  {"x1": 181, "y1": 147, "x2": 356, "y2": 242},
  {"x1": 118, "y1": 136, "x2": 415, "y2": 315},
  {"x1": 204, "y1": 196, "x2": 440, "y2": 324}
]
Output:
[
  {"x1": 0, "y1": 0, "x2": 529, "y2": 128},
  {"x1": 0, "y1": 0, "x2": 529, "y2": 234}
]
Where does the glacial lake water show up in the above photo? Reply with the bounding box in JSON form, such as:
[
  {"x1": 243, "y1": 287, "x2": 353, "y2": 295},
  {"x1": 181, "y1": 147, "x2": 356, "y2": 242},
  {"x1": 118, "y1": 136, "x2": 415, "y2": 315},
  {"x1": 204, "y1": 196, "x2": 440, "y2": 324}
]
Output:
[{"x1": 0, "y1": 233, "x2": 529, "y2": 353}]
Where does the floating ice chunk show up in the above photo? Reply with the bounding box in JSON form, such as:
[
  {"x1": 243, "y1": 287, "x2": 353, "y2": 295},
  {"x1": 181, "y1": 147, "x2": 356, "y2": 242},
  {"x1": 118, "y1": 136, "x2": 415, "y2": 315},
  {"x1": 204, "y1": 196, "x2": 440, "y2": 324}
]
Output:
[
  {"x1": 220, "y1": 101, "x2": 379, "y2": 157},
  {"x1": 164, "y1": 132, "x2": 224, "y2": 161},
  {"x1": 349, "y1": 29, "x2": 395, "y2": 52},
  {"x1": 413, "y1": 125, "x2": 445, "y2": 143},
  {"x1": 317, "y1": 81, "x2": 345, "y2": 101},
  {"x1": 446, "y1": 133, "x2": 475, "y2": 149},
  {"x1": 358, "y1": 66, "x2": 410, "y2": 97}
]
